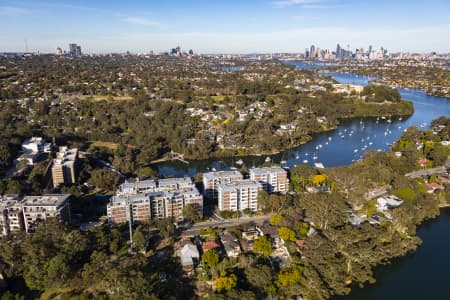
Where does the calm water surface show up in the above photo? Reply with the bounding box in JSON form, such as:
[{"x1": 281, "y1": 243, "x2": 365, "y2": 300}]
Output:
[
  {"x1": 334, "y1": 208, "x2": 450, "y2": 300},
  {"x1": 156, "y1": 65, "x2": 450, "y2": 177},
  {"x1": 156, "y1": 62, "x2": 450, "y2": 300}
]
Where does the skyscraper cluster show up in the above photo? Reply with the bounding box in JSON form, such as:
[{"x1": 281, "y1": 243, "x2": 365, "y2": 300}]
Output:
[{"x1": 304, "y1": 43, "x2": 388, "y2": 60}]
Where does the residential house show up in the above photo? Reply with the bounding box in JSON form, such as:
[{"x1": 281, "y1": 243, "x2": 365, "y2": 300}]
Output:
[
  {"x1": 376, "y1": 195, "x2": 404, "y2": 212},
  {"x1": 202, "y1": 240, "x2": 221, "y2": 254},
  {"x1": 178, "y1": 242, "x2": 200, "y2": 274},
  {"x1": 220, "y1": 232, "x2": 241, "y2": 258},
  {"x1": 241, "y1": 229, "x2": 260, "y2": 252},
  {"x1": 256, "y1": 223, "x2": 283, "y2": 248}
]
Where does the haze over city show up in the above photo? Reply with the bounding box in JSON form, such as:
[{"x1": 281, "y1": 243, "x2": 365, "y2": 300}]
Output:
[{"x1": 1, "y1": 0, "x2": 450, "y2": 53}]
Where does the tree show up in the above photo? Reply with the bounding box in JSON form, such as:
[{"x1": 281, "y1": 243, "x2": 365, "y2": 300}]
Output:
[
  {"x1": 202, "y1": 249, "x2": 219, "y2": 271},
  {"x1": 296, "y1": 222, "x2": 309, "y2": 237},
  {"x1": 133, "y1": 226, "x2": 147, "y2": 253},
  {"x1": 253, "y1": 236, "x2": 272, "y2": 257},
  {"x1": 46, "y1": 254, "x2": 70, "y2": 286},
  {"x1": 88, "y1": 168, "x2": 120, "y2": 191},
  {"x1": 270, "y1": 215, "x2": 283, "y2": 226},
  {"x1": 312, "y1": 174, "x2": 328, "y2": 186},
  {"x1": 278, "y1": 227, "x2": 296, "y2": 242},
  {"x1": 182, "y1": 203, "x2": 202, "y2": 223},
  {"x1": 277, "y1": 266, "x2": 302, "y2": 287},
  {"x1": 216, "y1": 273, "x2": 237, "y2": 293}
]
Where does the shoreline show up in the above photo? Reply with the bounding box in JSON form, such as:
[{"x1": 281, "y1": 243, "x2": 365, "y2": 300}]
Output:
[{"x1": 152, "y1": 106, "x2": 414, "y2": 165}]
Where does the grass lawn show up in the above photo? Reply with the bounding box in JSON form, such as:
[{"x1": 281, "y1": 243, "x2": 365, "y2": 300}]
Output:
[
  {"x1": 84, "y1": 95, "x2": 134, "y2": 101},
  {"x1": 88, "y1": 141, "x2": 119, "y2": 150}
]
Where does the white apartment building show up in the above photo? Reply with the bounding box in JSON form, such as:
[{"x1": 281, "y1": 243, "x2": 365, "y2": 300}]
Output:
[
  {"x1": 203, "y1": 171, "x2": 243, "y2": 199},
  {"x1": 21, "y1": 194, "x2": 71, "y2": 233},
  {"x1": 107, "y1": 177, "x2": 203, "y2": 224},
  {"x1": 218, "y1": 180, "x2": 261, "y2": 212},
  {"x1": 17, "y1": 137, "x2": 52, "y2": 165},
  {"x1": 52, "y1": 146, "x2": 78, "y2": 186},
  {"x1": 0, "y1": 195, "x2": 23, "y2": 236},
  {"x1": 249, "y1": 167, "x2": 289, "y2": 193}
]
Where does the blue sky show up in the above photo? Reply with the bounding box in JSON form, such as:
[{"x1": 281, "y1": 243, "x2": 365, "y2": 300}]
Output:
[{"x1": 1, "y1": 0, "x2": 449, "y2": 53}]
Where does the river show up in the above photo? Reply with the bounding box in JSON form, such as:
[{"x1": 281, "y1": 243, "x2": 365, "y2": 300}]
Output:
[
  {"x1": 334, "y1": 208, "x2": 450, "y2": 300},
  {"x1": 156, "y1": 63, "x2": 450, "y2": 177},
  {"x1": 156, "y1": 62, "x2": 450, "y2": 299}
]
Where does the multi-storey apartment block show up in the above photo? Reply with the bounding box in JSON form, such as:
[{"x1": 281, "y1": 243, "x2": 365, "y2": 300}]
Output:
[
  {"x1": 52, "y1": 146, "x2": 79, "y2": 187},
  {"x1": 107, "y1": 177, "x2": 203, "y2": 224},
  {"x1": 0, "y1": 195, "x2": 24, "y2": 236},
  {"x1": 249, "y1": 167, "x2": 289, "y2": 193},
  {"x1": 17, "y1": 136, "x2": 52, "y2": 165},
  {"x1": 22, "y1": 194, "x2": 71, "y2": 233},
  {"x1": 218, "y1": 180, "x2": 261, "y2": 212},
  {"x1": 203, "y1": 171, "x2": 243, "y2": 199}
]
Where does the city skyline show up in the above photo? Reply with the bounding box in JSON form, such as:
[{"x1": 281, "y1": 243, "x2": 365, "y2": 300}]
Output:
[{"x1": 1, "y1": 0, "x2": 450, "y2": 53}]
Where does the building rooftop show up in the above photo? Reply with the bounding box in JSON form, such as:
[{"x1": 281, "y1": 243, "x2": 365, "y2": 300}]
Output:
[
  {"x1": 120, "y1": 179, "x2": 157, "y2": 192},
  {"x1": 53, "y1": 147, "x2": 78, "y2": 167},
  {"x1": 203, "y1": 170, "x2": 243, "y2": 180},
  {"x1": 0, "y1": 195, "x2": 21, "y2": 208},
  {"x1": 250, "y1": 167, "x2": 287, "y2": 175},
  {"x1": 21, "y1": 194, "x2": 70, "y2": 207},
  {"x1": 218, "y1": 180, "x2": 261, "y2": 191},
  {"x1": 158, "y1": 177, "x2": 192, "y2": 187}
]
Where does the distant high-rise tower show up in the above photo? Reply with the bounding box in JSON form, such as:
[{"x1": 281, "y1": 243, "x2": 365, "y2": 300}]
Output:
[
  {"x1": 336, "y1": 43, "x2": 341, "y2": 59},
  {"x1": 310, "y1": 45, "x2": 316, "y2": 59},
  {"x1": 56, "y1": 47, "x2": 62, "y2": 56},
  {"x1": 69, "y1": 43, "x2": 82, "y2": 56}
]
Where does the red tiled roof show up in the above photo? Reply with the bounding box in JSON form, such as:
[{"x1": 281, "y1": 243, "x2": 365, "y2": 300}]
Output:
[{"x1": 202, "y1": 241, "x2": 220, "y2": 252}]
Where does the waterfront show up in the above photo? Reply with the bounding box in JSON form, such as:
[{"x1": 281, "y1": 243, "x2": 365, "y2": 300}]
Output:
[
  {"x1": 335, "y1": 208, "x2": 450, "y2": 300},
  {"x1": 156, "y1": 65, "x2": 450, "y2": 177},
  {"x1": 154, "y1": 66, "x2": 450, "y2": 299}
]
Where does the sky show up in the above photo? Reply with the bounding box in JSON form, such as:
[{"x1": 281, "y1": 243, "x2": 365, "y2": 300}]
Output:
[{"x1": 0, "y1": 0, "x2": 450, "y2": 54}]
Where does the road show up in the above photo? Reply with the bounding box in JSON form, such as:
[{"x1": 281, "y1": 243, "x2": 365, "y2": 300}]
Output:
[
  {"x1": 405, "y1": 166, "x2": 447, "y2": 179},
  {"x1": 180, "y1": 214, "x2": 271, "y2": 237}
]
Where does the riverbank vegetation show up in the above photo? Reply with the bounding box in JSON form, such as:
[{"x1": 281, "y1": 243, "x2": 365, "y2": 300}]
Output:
[
  {"x1": 331, "y1": 62, "x2": 450, "y2": 99},
  {"x1": 0, "y1": 55, "x2": 413, "y2": 180},
  {"x1": 1, "y1": 117, "x2": 447, "y2": 299}
]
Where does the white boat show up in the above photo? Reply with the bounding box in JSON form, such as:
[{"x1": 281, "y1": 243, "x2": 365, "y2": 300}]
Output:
[
  {"x1": 236, "y1": 159, "x2": 243, "y2": 165},
  {"x1": 398, "y1": 117, "x2": 403, "y2": 121},
  {"x1": 314, "y1": 162, "x2": 325, "y2": 169},
  {"x1": 212, "y1": 167, "x2": 217, "y2": 171},
  {"x1": 354, "y1": 149, "x2": 358, "y2": 153},
  {"x1": 280, "y1": 160, "x2": 287, "y2": 164},
  {"x1": 230, "y1": 166, "x2": 237, "y2": 170},
  {"x1": 303, "y1": 159, "x2": 309, "y2": 163},
  {"x1": 265, "y1": 157, "x2": 271, "y2": 162},
  {"x1": 313, "y1": 156, "x2": 318, "y2": 160}
]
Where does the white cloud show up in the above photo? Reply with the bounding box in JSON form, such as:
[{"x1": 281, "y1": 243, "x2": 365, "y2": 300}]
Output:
[
  {"x1": 0, "y1": 6, "x2": 31, "y2": 16},
  {"x1": 270, "y1": 0, "x2": 321, "y2": 8},
  {"x1": 123, "y1": 17, "x2": 160, "y2": 26}
]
